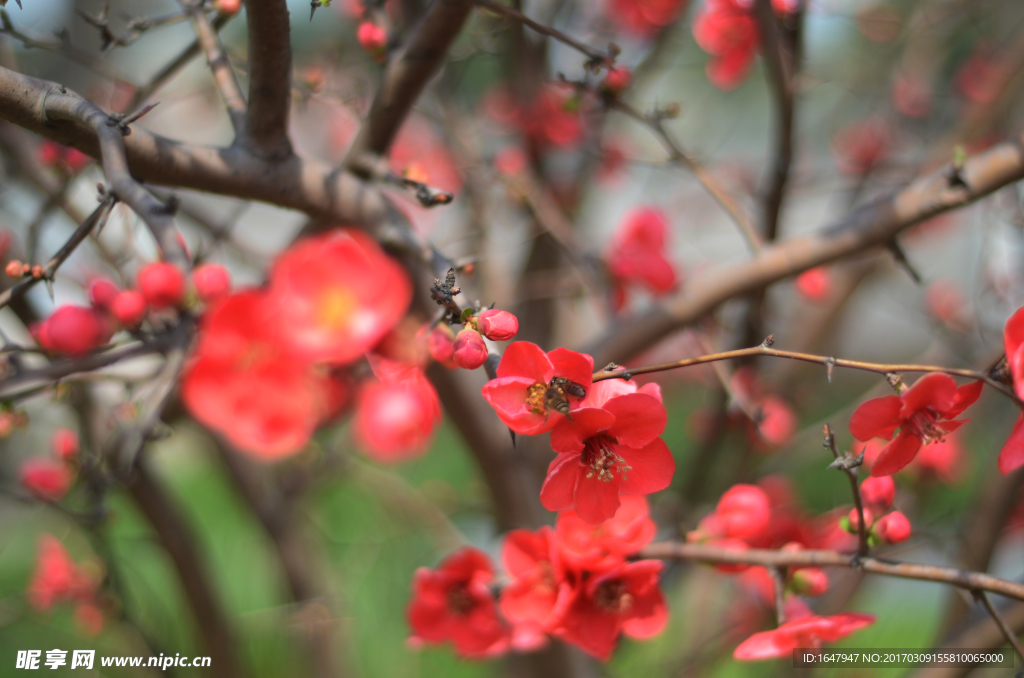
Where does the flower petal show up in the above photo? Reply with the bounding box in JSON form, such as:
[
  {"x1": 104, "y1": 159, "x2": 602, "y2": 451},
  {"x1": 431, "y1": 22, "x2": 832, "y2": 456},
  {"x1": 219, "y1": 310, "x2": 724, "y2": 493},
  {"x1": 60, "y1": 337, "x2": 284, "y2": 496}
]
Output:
[
  {"x1": 1004, "y1": 306, "x2": 1024, "y2": 361},
  {"x1": 945, "y1": 380, "x2": 983, "y2": 418},
  {"x1": 618, "y1": 438, "x2": 675, "y2": 495},
  {"x1": 899, "y1": 373, "x2": 957, "y2": 419},
  {"x1": 550, "y1": 408, "x2": 615, "y2": 454},
  {"x1": 540, "y1": 454, "x2": 581, "y2": 512},
  {"x1": 496, "y1": 342, "x2": 553, "y2": 382},
  {"x1": 605, "y1": 394, "x2": 667, "y2": 448},
  {"x1": 481, "y1": 376, "x2": 554, "y2": 435},
  {"x1": 849, "y1": 396, "x2": 902, "y2": 441},
  {"x1": 548, "y1": 348, "x2": 595, "y2": 390},
  {"x1": 574, "y1": 473, "x2": 623, "y2": 525},
  {"x1": 870, "y1": 429, "x2": 922, "y2": 476},
  {"x1": 998, "y1": 414, "x2": 1024, "y2": 475}
]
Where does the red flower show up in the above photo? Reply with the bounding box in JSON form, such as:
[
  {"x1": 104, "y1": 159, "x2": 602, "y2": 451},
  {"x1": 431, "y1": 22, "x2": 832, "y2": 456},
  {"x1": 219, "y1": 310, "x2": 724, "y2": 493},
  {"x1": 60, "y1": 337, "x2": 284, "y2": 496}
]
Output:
[
  {"x1": 407, "y1": 547, "x2": 509, "y2": 658},
  {"x1": 137, "y1": 262, "x2": 186, "y2": 309},
  {"x1": 999, "y1": 306, "x2": 1024, "y2": 474},
  {"x1": 428, "y1": 324, "x2": 457, "y2": 368},
  {"x1": 266, "y1": 230, "x2": 411, "y2": 365},
  {"x1": 112, "y1": 290, "x2": 148, "y2": 328},
  {"x1": 693, "y1": 0, "x2": 760, "y2": 90},
  {"x1": 755, "y1": 396, "x2": 797, "y2": 448},
  {"x1": 695, "y1": 484, "x2": 771, "y2": 541},
  {"x1": 192, "y1": 263, "x2": 232, "y2": 302},
  {"x1": 357, "y1": 21, "x2": 387, "y2": 54},
  {"x1": 87, "y1": 277, "x2": 119, "y2": 310},
  {"x1": 556, "y1": 495, "x2": 656, "y2": 571},
  {"x1": 21, "y1": 458, "x2": 74, "y2": 501},
  {"x1": 500, "y1": 527, "x2": 572, "y2": 635},
  {"x1": 453, "y1": 328, "x2": 488, "y2": 370},
  {"x1": 476, "y1": 309, "x2": 518, "y2": 341},
  {"x1": 795, "y1": 267, "x2": 832, "y2": 301},
  {"x1": 734, "y1": 610, "x2": 875, "y2": 659},
  {"x1": 34, "y1": 305, "x2": 113, "y2": 357},
  {"x1": 28, "y1": 535, "x2": 96, "y2": 611},
  {"x1": 558, "y1": 560, "x2": 667, "y2": 660},
  {"x1": 480, "y1": 342, "x2": 594, "y2": 436},
  {"x1": 602, "y1": 67, "x2": 632, "y2": 96},
  {"x1": 606, "y1": 208, "x2": 678, "y2": 311},
  {"x1": 51, "y1": 428, "x2": 79, "y2": 462},
  {"x1": 181, "y1": 291, "x2": 347, "y2": 460},
  {"x1": 487, "y1": 86, "x2": 585, "y2": 150},
  {"x1": 607, "y1": 0, "x2": 685, "y2": 37},
  {"x1": 540, "y1": 380, "x2": 674, "y2": 524},
  {"x1": 354, "y1": 357, "x2": 440, "y2": 462},
  {"x1": 859, "y1": 476, "x2": 894, "y2": 513},
  {"x1": 849, "y1": 374, "x2": 982, "y2": 476}
]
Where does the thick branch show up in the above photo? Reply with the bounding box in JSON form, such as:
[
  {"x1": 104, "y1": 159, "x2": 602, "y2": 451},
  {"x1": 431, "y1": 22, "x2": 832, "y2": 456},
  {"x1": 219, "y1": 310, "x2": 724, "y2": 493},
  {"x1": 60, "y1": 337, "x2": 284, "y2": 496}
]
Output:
[
  {"x1": 584, "y1": 131, "x2": 1024, "y2": 366},
  {"x1": 242, "y1": 0, "x2": 293, "y2": 158},
  {"x1": 345, "y1": 0, "x2": 476, "y2": 167},
  {"x1": 640, "y1": 541, "x2": 1024, "y2": 602}
]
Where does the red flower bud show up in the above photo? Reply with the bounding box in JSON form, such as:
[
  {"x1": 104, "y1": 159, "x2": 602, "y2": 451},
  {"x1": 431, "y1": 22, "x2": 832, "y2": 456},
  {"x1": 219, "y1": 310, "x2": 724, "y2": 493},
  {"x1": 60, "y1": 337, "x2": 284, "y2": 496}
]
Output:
[
  {"x1": 6, "y1": 260, "x2": 24, "y2": 279},
  {"x1": 714, "y1": 484, "x2": 771, "y2": 539},
  {"x1": 215, "y1": 0, "x2": 241, "y2": 14},
  {"x1": 192, "y1": 263, "x2": 232, "y2": 302},
  {"x1": 476, "y1": 309, "x2": 519, "y2": 341},
  {"x1": 37, "y1": 306, "x2": 113, "y2": 356},
  {"x1": 51, "y1": 428, "x2": 79, "y2": 462},
  {"x1": 428, "y1": 324, "x2": 456, "y2": 367},
  {"x1": 112, "y1": 290, "x2": 148, "y2": 328},
  {"x1": 845, "y1": 507, "x2": 874, "y2": 533},
  {"x1": 357, "y1": 22, "x2": 388, "y2": 53},
  {"x1": 453, "y1": 328, "x2": 488, "y2": 370},
  {"x1": 137, "y1": 262, "x2": 185, "y2": 309},
  {"x1": 603, "y1": 67, "x2": 632, "y2": 95},
  {"x1": 859, "y1": 476, "x2": 895, "y2": 512},
  {"x1": 789, "y1": 567, "x2": 829, "y2": 596},
  {"x1": 875, "y1": 511, "x2": 911, "y2": 544},
  {"x1": 795, "y1": 267, "x2": 831, "y2": 301},
  {"x1": 88, "y1": 277, "x2": 119, "y2": 310},
  {"x1": 21, "y1": 458, "x2": 73, "y2": 501}
]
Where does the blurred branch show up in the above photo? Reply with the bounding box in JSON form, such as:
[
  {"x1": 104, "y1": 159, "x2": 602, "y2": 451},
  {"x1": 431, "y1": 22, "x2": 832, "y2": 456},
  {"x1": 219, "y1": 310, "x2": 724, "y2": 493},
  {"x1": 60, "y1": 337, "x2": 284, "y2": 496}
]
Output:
[
  {"x1": 128, "y1": 460, "x2": 245, "y2": 678},
  {"x1": 591, "y1": 338, "x2": 1022, "y2": 408},
  {"x1": 974, "y1": 590, "x2": 1024, "y2": 663},
  {"x1": 584, "y1": 130, "x2": 1024, "y2": 366},
  {"x1": 640, "y1": 541, "x2": 1024, "y2": 602},
  {"x1": 915, "y1": 601, "x2": 1024, "y2": 678},
  {"x1": 475, "y1": 0, "x2": 614, "y2": 67},
  {"x1": 242, "y1": 0, "x2": 293, "y2": 158},
  {"x1": 345, "y1": 0, "x2": 476, "y2": 167},
  {"x1": 824, "y1": 423, "x2": 869, "y2": 557},
  {"x1": 0, "y1": 196, "x2": 115, "y2": 312},
  {"x1": 187, "y1": 3, "x2": 246, "y2": 136}
]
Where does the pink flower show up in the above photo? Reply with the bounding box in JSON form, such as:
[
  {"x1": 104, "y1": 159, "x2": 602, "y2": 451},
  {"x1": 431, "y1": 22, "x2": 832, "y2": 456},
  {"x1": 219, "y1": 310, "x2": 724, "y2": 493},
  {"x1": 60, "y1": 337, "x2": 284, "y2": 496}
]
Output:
[
  {"x1": 540, "y1": 380, "x2": 674, "y2": 524},
  {"x1": 480, "y1": 342, "x2": 594, "y2": 436}
]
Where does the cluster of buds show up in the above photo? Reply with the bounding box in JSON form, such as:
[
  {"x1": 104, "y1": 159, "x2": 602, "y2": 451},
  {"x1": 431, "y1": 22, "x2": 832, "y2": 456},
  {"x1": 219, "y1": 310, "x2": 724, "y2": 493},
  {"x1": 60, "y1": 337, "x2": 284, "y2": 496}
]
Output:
[
  {"x1": 20, "y1": 428, "x2": 80, "y2": 503},
  {"x1": 5, "y1": 260, "x2": 45, "y2": 281},
  {"x1": 31, "y1": 261, "x2": 230, "y2": 358},
  {"x1": 840, "y1": 476, "x2": 912, "y2": 545},
  {"x1": 429, "y1": 308, "x2": 519, "y2": 371}
]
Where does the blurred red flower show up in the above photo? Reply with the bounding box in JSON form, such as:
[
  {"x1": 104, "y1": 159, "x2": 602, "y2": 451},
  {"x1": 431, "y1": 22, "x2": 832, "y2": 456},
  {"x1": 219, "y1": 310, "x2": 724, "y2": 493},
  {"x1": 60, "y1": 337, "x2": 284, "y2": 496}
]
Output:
[
  {"x1": 693, "y1": 0, "x2": 759, "y2": 90},
  {"x1": 354, "y1": 356, "x2": 440, "y2": 462},
  {"x1": 556, "y1": 495, "x2": 656, "y2": 571},
  {"x1": 21, "y1": 458, "x2": 74, "y2": 502},
  {"x1": 606, "y1": 207, "x2": 678, "y2": 311},
  {"x1": 607, "y1": 0, "x2": 685, "y2": 37},
  {"x1": 734, "y1": 609, "x2": 875, "y2": 659}
]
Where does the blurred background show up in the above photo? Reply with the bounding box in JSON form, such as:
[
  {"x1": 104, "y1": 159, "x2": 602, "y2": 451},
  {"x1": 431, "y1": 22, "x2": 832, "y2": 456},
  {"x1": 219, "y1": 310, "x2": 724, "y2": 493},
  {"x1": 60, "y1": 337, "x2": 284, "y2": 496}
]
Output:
[{"x1": 2, "y1": 0, "x2": 1024, "y2": 675}]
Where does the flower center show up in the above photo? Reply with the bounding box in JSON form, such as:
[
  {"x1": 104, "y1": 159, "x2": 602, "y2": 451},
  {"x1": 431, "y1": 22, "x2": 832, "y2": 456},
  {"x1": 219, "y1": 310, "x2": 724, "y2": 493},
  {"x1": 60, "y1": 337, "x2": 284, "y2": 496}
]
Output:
[
  {"x1": 446, "y1": 584, "x2": 475, "y2": 616},
  {"x1": 316, "y1": 287, "x2": 356, "y2": 332},
  {"x1": 906, "y1": 409, "x2": 944, "y2": 444},
  {"x1": 527, "y1": 383, "x2": 548, "y2": 414},
  {"x1": 594, "y1": 580, "x2": 633, "y2": 613},
  {"x1": 581, "y1": 434, "x2": 631, "y2": 482}
]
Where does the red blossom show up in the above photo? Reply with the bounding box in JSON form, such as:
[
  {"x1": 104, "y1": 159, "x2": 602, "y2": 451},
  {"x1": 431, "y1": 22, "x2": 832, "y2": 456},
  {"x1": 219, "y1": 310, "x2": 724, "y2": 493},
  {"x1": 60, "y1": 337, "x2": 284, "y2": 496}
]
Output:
[
  {"x1": 487, "y1": 86, "x2": 585, "y2": 150},
  {"x1": 859, "y1": 476, "x2": 894, "y2": 513},
  {"x1": 428, "y1": 324, "x2": 457, "y2": 368},
  {"x1": 702, "y1": 484, "x2": 771, "y2": 540},
  {"x1": 87, "y1": 277, "x2": 119, "y2": 310},
  {"x1": 795, "y1": 267, "x2": 832, "y2": 301},
  {"x1": 34, "y1": 305, "x2": 113, "y2": 357},
  {"x1": 500, "y1": 527, "x2": 572, "y2": 636},
  {"x1": 540, "y1": 380, "x2": 674, "y2": 524},
  {"x1": 357, "y1": 21, "x2": 387, "y2": 54},
  {"x1": 476, "y1": 309, "x2": 518, "y2": 341},
  {"x1": 755, "y1": 396, "x2": 797, "y2": 448},
  {"x1": 453, "y1": 328, "x2": 488, "y2": 370},
  {"x1": 137, "y1": 262, "x2": 186, "y2": 309},
  {"x1": 556, "y1": 495, "x2": 656, "y2": 571},
  {"x1": 266, "y1": 230, "x2": 411, "y2": 365},
  {"x1": 849, "y1": 374, "x2": 982, "y2": 476},
  {"x1": 51, "y1": 428, "x2": 79, "y2": 462},
  {"x1": 558, "y1": 560, "x2": 667, "y2": 660},
  {"x1": 1000, "y1": 306, "x2": 1024, "y2": 474},
  {"x1": 21, "y1": 458, "x2": 74, "y2": 501},
  {"x1": 693, "y1": 0, "x2": 759, "y2": 90},
  {"x1": 607, "y1": 0, "x2": 685, "y2": 37},
  {"x1": 192, "y1": 263, "x2": 232, "y2": 302},
  {"x1": 354, "y1": 357, "x2": 440, "y2": 462},
  {"x1": 480, "y1": 342, "x2": 594, "y2": 436},
  {"x1": 874, "y1": 510, "x2": 911, "y2": 544},
  {"x1": 733, "y1": 609, "x2": 875, "y2": 659},
  {"x1": 112, "y1": 290, "x2": 148, "y2": 328},
  {"x1": 28, "y1": 535, "x2": 97, "y2": 611},
  {"x1": 181, "y1": 291, "x2": 347, "y2": 460},
  {"x1": 407, "y1": 547, "x2": 509, "y2": 658},
  {"x1": 606, "y1": 207, "x2": 678, "y2": 311},
  {"x1": 602, "y1": 67, "x2": 632, "y2": 96}
]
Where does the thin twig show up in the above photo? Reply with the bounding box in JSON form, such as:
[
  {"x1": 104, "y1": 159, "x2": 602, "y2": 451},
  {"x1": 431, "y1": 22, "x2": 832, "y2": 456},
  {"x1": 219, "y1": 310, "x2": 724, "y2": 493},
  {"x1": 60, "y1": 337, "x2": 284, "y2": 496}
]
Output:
[
  {"x1": 824, "y1": 423, "x2": 869, "y2": 557},
  {"x1": 639, "y1": 541, "x2": 1024, "y2": 602},
  {"x1": 769, "y1": 565, "x2": 787, "y2": 625},
  {"x1": 185, "y1": 2, "x2": 246, "y2": 135},
  {"x1": 591, "y1": 338, "x2": 1022, "y2": 409},
  {"x1": 974, "y1": 589, "x2": 1024, "y2": 663},
  {"x1": 475, "y1": 0, "x2": 613, "y2": 67}
]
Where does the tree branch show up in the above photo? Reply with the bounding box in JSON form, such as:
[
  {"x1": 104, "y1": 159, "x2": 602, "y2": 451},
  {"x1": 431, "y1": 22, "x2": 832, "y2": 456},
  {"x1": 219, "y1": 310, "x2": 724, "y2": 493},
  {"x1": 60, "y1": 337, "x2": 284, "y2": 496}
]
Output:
[
  {"x1": 187, "y1": 3, "x2": 246, "y2": 136},
  {"x1": 584, "y1": 130, "x2": 1024, "y2": 366},
  {"x1": 242, "y1": 0, "x2": 293, "y2": 158},
  {"x1": 344, "y1": 0, "x2": 476, "y2": 168},
  {"x1": 974, "y1": 590, "x2": 1024, "y2": 663}
]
